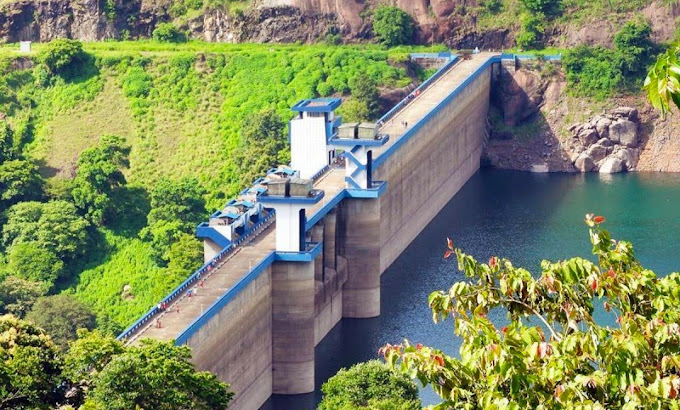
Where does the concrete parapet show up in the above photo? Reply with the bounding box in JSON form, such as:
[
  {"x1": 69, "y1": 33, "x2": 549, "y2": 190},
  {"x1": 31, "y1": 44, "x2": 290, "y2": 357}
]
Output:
[{"x1": 271, "y1": 260, "x2": 315, "y2": 394}]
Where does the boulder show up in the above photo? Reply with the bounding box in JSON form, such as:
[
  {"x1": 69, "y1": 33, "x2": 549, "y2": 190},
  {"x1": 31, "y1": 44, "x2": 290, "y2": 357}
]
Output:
[
  {"x1": 595, "y1": 137, "x2": 613, "y2": 147},
  {"x1": 611, "y1": 106, "x2": 639, "y2": 122},
  {"x1": 615, "y1": 147, "x2": 639, "y2": 170},
  {"x1": 578, "y1": 128, "x2": 599, "y2": 146},
  {"x1": 574, "y1": 153, "x2": 596, "y2": 172},
  {"x1": 586, "y1": 144, "x2": 608, "y2": 162},
  {"x1": 609, "y1": 119, "x2": 637, "y2": 147},
  {"x1": 595, "y1": 117, "x2": 611, "y2": 139},
  {"x1": 599, "y1": 157, "x2": 624, "y2": 173}
]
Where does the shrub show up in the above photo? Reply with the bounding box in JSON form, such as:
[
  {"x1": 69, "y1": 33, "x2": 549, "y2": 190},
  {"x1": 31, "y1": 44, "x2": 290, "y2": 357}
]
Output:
[
  {"x1": 382, "y1": 216, "x2": 680, "y2": 409},
  {"x1": 480, "y1": 0, "x2": 504, "y2": 14},
  {"x1": 519, "y1": 0, "x2": 561, "y2": 16},
  {"x1": 39, "y1": 39, "x2": 88, "y2": 77},
  {"x1": 122, "y1": 67, "x2": 153, "y2": 98},
  {"x1": 325, "y1": 33, "x2": 343, "y2": 46},
  {"x1": 317, "y1": 81, "x2": 334, "y2": 97},
  {"x1": 152, "y1": 23, "x2": 187, "y2": 43},
  {"x1": 614, "y1": 17, "x2": 655, "y2": 77},
  {"x1": 372, "y1": 6, "x2": 415, "y2": 47},
  {"x1": 516, "y1": 13, "x2": 545, "y2": 50},
  {"x1": 319, "y1": 360, "x2": 420, "y2": 410}
]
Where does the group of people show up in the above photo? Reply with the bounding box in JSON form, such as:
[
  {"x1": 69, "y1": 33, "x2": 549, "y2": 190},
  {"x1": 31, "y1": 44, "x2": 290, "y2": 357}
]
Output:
[
  {"x1": 400, "y1": 120, "x2": 409, "y2": 128},
  {"x1": 154, "y1": 279, "x2": 205, "y2": 328}
]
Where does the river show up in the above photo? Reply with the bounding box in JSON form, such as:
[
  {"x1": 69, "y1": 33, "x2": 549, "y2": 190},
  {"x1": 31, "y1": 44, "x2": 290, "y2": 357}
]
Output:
[{"x1": 264, "y1": 169, "x2": 680, "y2": 409}]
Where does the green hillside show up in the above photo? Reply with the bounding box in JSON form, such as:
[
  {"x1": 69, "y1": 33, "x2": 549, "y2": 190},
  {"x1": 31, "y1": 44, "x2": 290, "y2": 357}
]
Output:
[{"x1": 0, "y1": 41, "x2": 434, "y2": 333}]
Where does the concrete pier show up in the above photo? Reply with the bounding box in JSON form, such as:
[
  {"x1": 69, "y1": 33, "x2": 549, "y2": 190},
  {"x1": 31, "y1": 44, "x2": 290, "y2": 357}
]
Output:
[{"x1": 271, "y1": 260, "x2": 315, "y2": 394}]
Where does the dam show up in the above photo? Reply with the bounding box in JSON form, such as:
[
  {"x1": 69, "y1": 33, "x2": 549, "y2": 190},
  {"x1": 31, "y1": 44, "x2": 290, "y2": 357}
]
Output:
[{"x1": 118, "y1": 51, "x2": 503, "y2": 409}]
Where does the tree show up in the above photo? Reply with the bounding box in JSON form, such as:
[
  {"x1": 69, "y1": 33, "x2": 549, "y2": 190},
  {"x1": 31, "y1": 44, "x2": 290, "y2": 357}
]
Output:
[
  {"x1": 63, "y1": 329, "x2": 125, "y2": 386},
  {"x1": 645, "y1": 45, "x2": 680, "y2": 115},
  {"x1": 84, "y1": 339, "x2": 233, "y2": 410},
  {"x1": 152, "y1": 23, "x2": 187, "y2": 43},
  {"x1": 2, "y1": 201, "x2": 89, "y2": 262},
  {"x1": 516, "y1": 12, "x2": 545, "y2": 50},
  {"x1": 0, "y1": 315, "x2": 63, "y2": 409},
  {"x1": 71, "y1": 135, "x2": 130, "y2": 225},
  {"x1": 166, "y1": 232, "x2": 204, "y2": 279},
  {"x1": 349, "y1": 74, "x2": 380, "y2": 120},
  {"x1": 39, "y1": 39, "x2": 88, "y2": 78},
  {"x1": 6, "y1": 242, "x2": 64, "y2": 285},
  {"x1": 0, "y1": 159, "x2": 45, "y2": 210},
  {"x1": 372, "y1": 6, "x2": 414, "y2": 47},
  {"x1": 141, "y1": 177, "x2": 206, "y2": 264},
  {"x1": 0, "y1": 276, "x2": 47, "y2": 317},
  {"x1": 381, "y1": 216, "x2": 680, "y2": 408},
  {"x1": 26, "y1": 295, "x2": 96, "y2": 350},
  {"x1": 236, "y1": 108, "x2": 288, "y2": 186},
  {"x1": 614, "y1": 18, "x2": 655, "y2": 78},
  {"x1": 319, "y1": 360, "x2": 420, "y2": 410},
  {"x1": 0, "y1": 121, "x2": 16, "y2": 163},
  {"x1": 339, "y1": 98, "x2": 371, "y2": 123}
]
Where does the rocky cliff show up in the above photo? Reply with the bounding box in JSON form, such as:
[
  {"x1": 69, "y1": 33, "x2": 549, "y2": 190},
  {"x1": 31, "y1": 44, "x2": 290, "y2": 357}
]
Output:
[
  {"x1": 4, "y1": 0, "x2": 674, "y2": 48},
  {"x1": 485, "y1": 61, "x2": 680, "y2": 174},
  {"x1": 0, "y1": 0, "x2": 493, "y2": 45}
]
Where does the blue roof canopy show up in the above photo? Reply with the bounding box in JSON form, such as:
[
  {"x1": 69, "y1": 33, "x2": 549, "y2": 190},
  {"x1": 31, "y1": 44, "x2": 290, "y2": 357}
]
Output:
[{"x1": 291, "y1": 98, "x2": 342, "y2": 113}]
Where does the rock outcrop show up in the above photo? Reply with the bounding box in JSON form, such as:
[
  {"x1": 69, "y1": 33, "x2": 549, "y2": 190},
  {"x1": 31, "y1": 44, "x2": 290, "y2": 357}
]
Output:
[
  {"x1": 566, "y1": 107, "x2": 640, "y2": 173},
  {"x1": 492, "y1": 64, "x2": 565, "y2": 126}
]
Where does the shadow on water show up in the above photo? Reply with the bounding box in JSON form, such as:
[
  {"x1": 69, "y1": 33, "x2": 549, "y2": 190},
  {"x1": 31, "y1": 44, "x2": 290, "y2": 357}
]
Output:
[{"x1": 263, "y1": 169, "x2": 680, "y2": 409}]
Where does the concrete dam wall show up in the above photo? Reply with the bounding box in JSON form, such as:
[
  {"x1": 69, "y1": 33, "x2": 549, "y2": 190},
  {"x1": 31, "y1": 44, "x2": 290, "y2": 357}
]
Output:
[{"x1": 120, "y1": 52, "x2": 498, "y2": 410}]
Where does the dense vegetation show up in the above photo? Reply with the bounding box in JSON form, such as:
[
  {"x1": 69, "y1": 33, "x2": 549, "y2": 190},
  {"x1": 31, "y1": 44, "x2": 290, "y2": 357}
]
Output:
[
  {"x1": 368, "y1": 217, "x2": 680, "y2": 408},
  {"x1": 563, "y1": 17, "x2": 657, "y2": 98},
  {"x1": 0, "y1": 314, "x2": 232, "y2": 409},
  {"x1": 0, "y1": 39, "x2": 424, "y2": 340},
  {"x1": 318, "y1": 360, "x2": 421, "y2": 409}
]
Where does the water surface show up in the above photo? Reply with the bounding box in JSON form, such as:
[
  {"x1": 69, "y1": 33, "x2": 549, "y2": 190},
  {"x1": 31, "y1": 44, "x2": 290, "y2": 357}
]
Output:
[{"x1": 265, "y1": 169, "x2": 680, "y2": 409}]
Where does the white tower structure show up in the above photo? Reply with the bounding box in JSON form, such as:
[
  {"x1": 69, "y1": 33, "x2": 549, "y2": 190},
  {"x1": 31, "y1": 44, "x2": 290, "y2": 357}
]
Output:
[
  {"x1": 289, "y1": 98, "x2": 342, "y2": 179},
  {"x1": 259, "y1": 180, "x2": 324, "y2": 252}
]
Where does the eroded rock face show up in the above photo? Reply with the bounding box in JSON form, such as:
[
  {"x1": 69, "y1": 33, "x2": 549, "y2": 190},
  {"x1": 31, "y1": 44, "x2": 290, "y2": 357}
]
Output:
[
  {"x1": 0, "y1": 0, "x2": 159, "y2": 42},
  {"x1": 194, "y1": 6, "x2": 338, "y2": 43},
  {"x1": 567, "y1": 107, "x2": 640, "y2": 173},
  {"x1": 492, "y1": 66, "x2": 566, "y2": 126}
]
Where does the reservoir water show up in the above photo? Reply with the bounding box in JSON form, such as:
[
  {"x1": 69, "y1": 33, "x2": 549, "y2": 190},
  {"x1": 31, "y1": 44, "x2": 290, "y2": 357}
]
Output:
[{"x1": 264, "y1": 169, "x2": 680, "y2": 409}]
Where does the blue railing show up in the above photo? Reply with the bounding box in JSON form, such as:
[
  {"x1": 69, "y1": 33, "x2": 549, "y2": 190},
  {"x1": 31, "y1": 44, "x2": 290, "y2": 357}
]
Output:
[
  {"x1": 378, "y1": 54, "x2": 460, "y2": 126},
  {"x1": 117, "y1": 211, "x2": 276, "y2": 341},
  {"x1": 374, "y1": 54, "x2": 499, "y2": 169},
  {"x1": 175, "y1": 241, "x2": 324, "y2": 345},
  {"x1": 500, "y1": 53, "x2": 562, "y2": 61},
  {"x1": 409, "y1": 51, "x2": 453, "y2": 60}
]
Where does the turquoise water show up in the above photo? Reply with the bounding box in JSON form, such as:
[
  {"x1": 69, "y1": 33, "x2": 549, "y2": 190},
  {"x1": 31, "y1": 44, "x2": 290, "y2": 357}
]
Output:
[{"x1": 265, "y1": 169, "x2": 680, "y2": 409}]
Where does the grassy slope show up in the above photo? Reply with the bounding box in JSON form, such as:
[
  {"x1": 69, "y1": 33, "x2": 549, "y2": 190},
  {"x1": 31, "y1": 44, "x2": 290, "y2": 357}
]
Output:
[{"x1": 0, "y1": 41, "x2": 439, "y2": 331}]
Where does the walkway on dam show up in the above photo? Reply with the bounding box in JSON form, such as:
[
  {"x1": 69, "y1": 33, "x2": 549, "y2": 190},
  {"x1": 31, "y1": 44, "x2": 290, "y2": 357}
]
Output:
[{"x1": 126, "y1": 52, "x2": 496, "y2": 345}]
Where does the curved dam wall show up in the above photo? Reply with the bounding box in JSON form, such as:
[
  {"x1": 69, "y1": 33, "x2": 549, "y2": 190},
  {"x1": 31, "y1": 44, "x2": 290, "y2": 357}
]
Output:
[{"x1": 183, "y1": 58, "x2": 494, "y2": 409}]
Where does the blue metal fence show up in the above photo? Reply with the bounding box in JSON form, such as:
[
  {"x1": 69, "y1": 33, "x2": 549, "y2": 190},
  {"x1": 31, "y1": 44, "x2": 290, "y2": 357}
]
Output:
[
  {"x1": 117, "y1": 211, "x2": 276, "y2": 341},
  {"x1": 378, "y1": 54, "x2": 460, "y2": 127}
]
